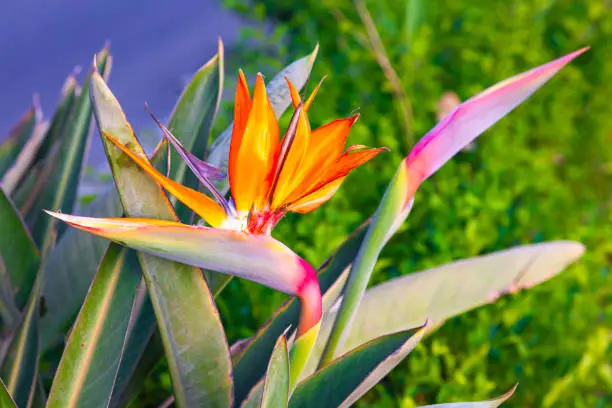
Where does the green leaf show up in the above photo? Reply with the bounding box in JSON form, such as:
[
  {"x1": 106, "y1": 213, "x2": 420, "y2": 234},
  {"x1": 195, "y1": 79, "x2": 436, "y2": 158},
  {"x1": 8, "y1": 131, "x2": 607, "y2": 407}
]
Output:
[
  {"x1": 261, "y1": 335, "x2": 290, "y2": 408},
  {"x1": 307, "y1": 241, "x2": 585, "y2": 376},
  {"x1": 0, "y1": 264, "x2": 44, "y2": 407},
  {"x1": 167, "y1": 40, "x2": 223, "y2": 222},
  {"x1": 240, "y1": 385, "x2": 264, "y2": 408},
  {"x1": 231, "y1": 221, "x2": 367, "y2": 406},
  {"x1": 405, "y1": 0, "x2": 424, "y2": 46},
  {"x1": 0, "y1": 188, "x2": 39, "y2": 309},
  {"x1": 0, "y1": 378, "x2": 17, "y2": 408},
  {"x1": 89, "y1": 71, "x2": 231, "y2": 408},
  {"x1": 0, "y1": 103, "x2": 39, "y2": 175},
  {"x1": 11, "y1": 74, "x2": 78, "y2": 211},
  {"x1": 0, "y1": 257, "x2": 19, "y2": 330},
  {"x1": 39, "y1": 188, "x2": 122, "y2": 349},
  {"x1": 46, "y1": 245, "x2": 141, "y2": 408},
  {"x1": 26, "y1": 48, "x2": 112, "y2": 249},
  {"x1": 1, "y1": 120, "x2": 49, "y2": 196},
  {"x1": 419, "y1": 385, "x2": 517, "y2": 407},
  {"x1": 289, "y1": 328, "x2": 423, "y2": 408},
  {"x1": 110, "y1": 330, "x2": 163, "y2": 407},
  {"x1": 35, "y1": 73, "x2": 79, "y2": 164},
  {"x1": 107, "y1": 281, "x2": 156, "y2": 406},
  {"x1": 207, "y1": 44, "x2": 319, "y2": 194},
  {"x1": 318, "y1": 173, "x2": 408, "y2": 366},
  {"x1": 30, "y1": 377, "x2": 46, "y2": 408}
]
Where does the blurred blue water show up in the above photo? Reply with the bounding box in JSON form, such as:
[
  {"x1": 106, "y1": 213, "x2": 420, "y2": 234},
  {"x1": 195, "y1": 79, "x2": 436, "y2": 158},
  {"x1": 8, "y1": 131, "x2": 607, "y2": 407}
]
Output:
[{"x1": 0, "y1": 0, "x2": 245, "y2": 166}]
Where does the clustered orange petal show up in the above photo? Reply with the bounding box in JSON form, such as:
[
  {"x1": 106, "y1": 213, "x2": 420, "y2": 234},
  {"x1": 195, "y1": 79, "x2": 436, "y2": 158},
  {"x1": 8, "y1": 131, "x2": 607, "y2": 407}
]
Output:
[{"x1": 227, "y1": 74, "x2": 386, "y2": 233}]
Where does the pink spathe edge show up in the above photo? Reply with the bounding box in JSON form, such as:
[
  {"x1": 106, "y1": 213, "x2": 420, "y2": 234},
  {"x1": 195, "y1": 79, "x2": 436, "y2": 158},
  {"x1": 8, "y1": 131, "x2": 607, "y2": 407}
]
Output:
[{"x1": 401, "y1": 47, "x2": 589, "y2": 209}]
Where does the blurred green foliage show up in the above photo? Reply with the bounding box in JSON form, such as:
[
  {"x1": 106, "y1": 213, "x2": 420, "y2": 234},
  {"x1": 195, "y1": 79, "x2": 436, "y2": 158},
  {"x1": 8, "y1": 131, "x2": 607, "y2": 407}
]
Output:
[{"x1": 219, "y1": 0, "x2": 612, "y2": 406}]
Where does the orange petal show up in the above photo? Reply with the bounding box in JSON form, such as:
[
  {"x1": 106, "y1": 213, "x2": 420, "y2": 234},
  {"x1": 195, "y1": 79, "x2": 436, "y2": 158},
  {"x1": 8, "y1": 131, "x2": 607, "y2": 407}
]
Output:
[
  {"x1": 304, "y1": 76, "x2": 325, "y2": 112},
  {"x1": 285, "y1": 77, "x2": 325, "y2": 112},
  {"x1": 283, "y1": 115, "x2": 359, "y2": 204},
  {"x1": 103, "y1": 132, "x2": 227, "y2": 227},
  {"x1": 271, "y1": 108, "x2": 312, "y2": 208},
  {"x1": 286, "y1": 77, "x2": 302, "y2": 109},
  {"x1": 232, "y1": 74, "x2": 280, "y2": 214},
  {"x1": 288, "y1": 146, "x2": 386, "y2": 210},
  {"x1": 229, "y1": 70, "x2": 252, "y2": 203},
  {"x1": 289, "y1": 177, "x2": 344, "y2": 214}
]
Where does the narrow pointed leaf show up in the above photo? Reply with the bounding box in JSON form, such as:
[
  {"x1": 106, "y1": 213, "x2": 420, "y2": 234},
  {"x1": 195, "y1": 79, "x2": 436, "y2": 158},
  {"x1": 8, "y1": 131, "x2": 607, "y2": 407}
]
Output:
[
  {"x1": 260, "y1": 335, "x2": 290, "y2": 408},
  {"x1": 0, "y1": 379, "x2": 17, "y2": 408},
  {"x1": 0, "y1": 188, "x2": 39, "y2": 308},
  {"x1": 308, "y1": 242, "x2": 584, "y2": 376},
  {"x1": 207, "y1": 44, "x2": 319, "y2": 194},
  {"x1": 419, "y1": 385, "x2": 517, "y2": 407},
  {"x1": 1, "y1": 120, "x2": 49, "y2": 196},
  {"x1": 335, "y1": 326, "x2": 425, "y2": 408},
  {"x1": 232, "y1": 221, "x2": 368, "y2": 406},
  {"x1": 0, "y1": 104, "x2": 39, "y2": 175},
  {"x1": 88, "y1": 72, "x2": 232, "y2": 408},
  {"x1": 0, "y1": 264, "x2": 44, "y2": 407},
  {"x1": 165, "y1": 40, "x2": 224, "y2": 222},
  {"x1": 320, "y1": 48, "x2": 587, "y2": 364},
  {"x1": 289, "y1": 328, "x2": 423, "y2": 408},
  {"x1": 46, "y1": 245, "x2": 140, "y2": 408},
  {"x1": 26, "y1": 48, "x2": 112, "y2": 249},
  {"x1": 12, "y1": 75, "x2": 78, "y2": 211},
  {"x1": 35, "y1": 73, "x2": 79, "y2": 164}
]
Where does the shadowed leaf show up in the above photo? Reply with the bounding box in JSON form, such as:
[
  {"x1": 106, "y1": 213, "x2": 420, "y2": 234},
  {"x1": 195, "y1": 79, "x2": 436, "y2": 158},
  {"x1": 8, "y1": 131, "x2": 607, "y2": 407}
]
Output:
[
  {"x1": 0, "y1": 103, "x2": 39, "y2": 175},
  {"x1": 0, "y1": 188, "x2": 39, "y2": 308},
  {"x1": 289, "y1": 327, "x2": 423, "y2": 408},
  {"x1": 46, "y1": 246, "x2": 140, "y2": 408},
  {"x1": 26, "y1": 48, "x2": 112, "y2": 250}
]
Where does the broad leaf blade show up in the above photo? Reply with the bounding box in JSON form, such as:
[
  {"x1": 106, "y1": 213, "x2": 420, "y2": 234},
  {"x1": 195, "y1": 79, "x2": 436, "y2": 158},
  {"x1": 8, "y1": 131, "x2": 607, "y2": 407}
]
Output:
[
  {"x1": 307, "y1": 241, "x2": 584, "y2": 375},
  {"x1": 0, "y1": 104, "x2": 39, "y2": 175},
  {"x1": 289, "y1": 328, "x2": 423, "y2": 408},
  {"x1": 260, "y1": 335, "x2": 290, "y2": 408},
  {"x1": 0, "y1": 264, "x2": 44, "y2": 407},
  {"x1": 89, "y1": 71, "x2": 232, "y2": 408},
  {"x1": 420, "y1": 385, "x2": 517, "y2": 407},
  {"x1": 46, "y1": 245, "x2": 141, "y2": 408},
  {"x1": 26, "y1": 49, "x2": 112, "y2": 249},
  {"x1": 0, "y1": 188, "x2": 39, "y2": 308}
]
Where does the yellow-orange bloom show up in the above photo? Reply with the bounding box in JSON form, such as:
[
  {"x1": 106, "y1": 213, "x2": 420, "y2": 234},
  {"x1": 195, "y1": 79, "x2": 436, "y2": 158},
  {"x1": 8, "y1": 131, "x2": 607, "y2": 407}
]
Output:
[
  {"x1": 228, "y1": 72, "x2": 386, "y2": 233},
  {"x1": 104, "y1": 72, "x2": 386, "y2": 234}
]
